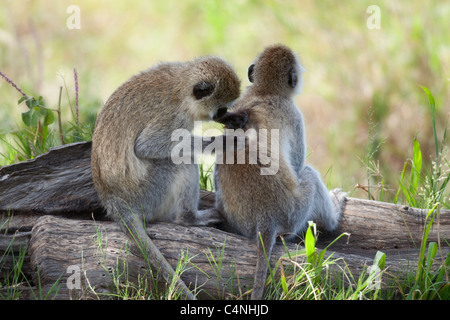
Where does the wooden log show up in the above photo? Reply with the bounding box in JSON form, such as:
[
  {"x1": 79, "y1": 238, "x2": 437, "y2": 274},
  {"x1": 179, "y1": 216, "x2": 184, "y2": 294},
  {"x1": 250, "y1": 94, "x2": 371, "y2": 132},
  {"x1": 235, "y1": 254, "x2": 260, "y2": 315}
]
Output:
[
  {"x1": 321, "y1": 196, "x2": 450, "y2": 251},
  {"x1": 0, "y1": 231, "x2": 32, "y2": 280},
  {"x1": 28, "y1": 215, "x2": 259, "y2": 300},
  {"x1": 0, "y1": 142, "x2": 104, "y2": 218},
  {"x1": 26, "y1": 215, "x2": 448, "y2": 300}
]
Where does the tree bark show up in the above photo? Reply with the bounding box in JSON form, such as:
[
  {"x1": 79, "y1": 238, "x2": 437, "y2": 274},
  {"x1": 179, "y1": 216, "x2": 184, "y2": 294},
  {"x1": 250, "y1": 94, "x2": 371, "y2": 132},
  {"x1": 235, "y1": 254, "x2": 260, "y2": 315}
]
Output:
[
  {"x1": 0, "y1": 142, "x2": 103, "y2": 218},
  {"x1": 0, "y1": 142, "x2": 449, "y2": 299}
]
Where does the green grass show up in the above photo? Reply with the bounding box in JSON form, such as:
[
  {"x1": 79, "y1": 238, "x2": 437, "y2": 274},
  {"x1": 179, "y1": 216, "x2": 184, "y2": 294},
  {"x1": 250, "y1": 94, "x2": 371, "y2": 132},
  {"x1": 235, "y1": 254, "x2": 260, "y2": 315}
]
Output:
[
  {"x1": 393, "y1": 88, "x2": 450, "y2": 210},
  {"x1": 0, "y1": 69, "x2": 94, "y2": 166},
  {"x1": 0, "y1": 236, "x2": 28, "y2": 299},
  {"x1": 358, "y1": 87, "x2": 449, "y2": 209},
  {"x1": 0, "y1": 225, "x2": 62, "y2": 300},
  {"x1": 261, "y1": 224, "x2": 385, "y2": 300}
]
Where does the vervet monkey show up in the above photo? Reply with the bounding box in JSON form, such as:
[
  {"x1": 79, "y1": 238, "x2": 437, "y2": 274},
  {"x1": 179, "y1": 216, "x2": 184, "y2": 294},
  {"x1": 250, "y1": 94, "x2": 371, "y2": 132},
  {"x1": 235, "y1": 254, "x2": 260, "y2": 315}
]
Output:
[
  {"x1": 91, "y1": 56, "x2": 246, "y2": 300},
  {"x1": 214, "y1": 44, "x2": 346, "y2": 299}
]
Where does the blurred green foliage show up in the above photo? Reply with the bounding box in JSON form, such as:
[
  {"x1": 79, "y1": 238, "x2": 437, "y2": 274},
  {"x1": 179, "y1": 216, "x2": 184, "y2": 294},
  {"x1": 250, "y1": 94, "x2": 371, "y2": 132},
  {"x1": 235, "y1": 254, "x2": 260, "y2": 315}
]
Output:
[{"x1": 0, "y1": 0, "x2": 449, "y2": 201}]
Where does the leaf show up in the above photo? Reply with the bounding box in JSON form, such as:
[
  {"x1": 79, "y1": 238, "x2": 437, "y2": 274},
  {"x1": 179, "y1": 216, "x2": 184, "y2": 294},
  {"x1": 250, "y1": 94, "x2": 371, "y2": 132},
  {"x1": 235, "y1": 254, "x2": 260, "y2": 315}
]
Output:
[
  {"x1": 421, "y1": 86, "x2": 439, "y2": 159},
  {"x1": 398, "y1": 177, "x2": 416, "y2": 208},
  {"x1": 37, "y1": 105, "x2": 48, "y2": 116},
  {"x1": 415, "y1": 203, "x2": 439, "y2": 286},
  {"x1": 394, "y1": 162, "x2": 408, "y2": 204},
  {"x1": 37, "y1": 95, "x2": 45, "y2": 107},
  {"x1": 425, "y1": 242, "x2": 437, "y2": 287},
  {"x1": 366, "y1": 251, "x2": 385, "y2": 290},
  {"x1": 373, "y1": 250, "x2": 386, "y2": 270},
  {"x1": 279, "y1": 264, "x2": 288, "y2": 296},
  {"x1": 433, "y1": 250, "x2": 450, "y2": 284},
  {"x1": 18, "y1": 96, "x2": 27, "y2": 104},
  {"x1": 437, "y1": 283, "x2": 450, "y2": 300},
  {"x1": 21, "y1": 109, "x2": 39, "y2": 127},
  {"x1": 318, "y1": 232, "x2": 350, "y2": 266},
  {"x1": 25, "y1": 97, "x2": 37, "y2": 109},
  {"x1": 410, "y1": 138, "x2": 422, "y2": 195},
  {"x1": 305, "y1": 222, "x2": 316, "y2": 266},
  {"x1": 21, "y1": 110, "x2": 31, "y2": 126},
  {"x1": 43, "y1": 109, "x2": 55, "y2": 126},
  {"x1": 281, "y1": 248, "x2": 306, "y2": 259}
]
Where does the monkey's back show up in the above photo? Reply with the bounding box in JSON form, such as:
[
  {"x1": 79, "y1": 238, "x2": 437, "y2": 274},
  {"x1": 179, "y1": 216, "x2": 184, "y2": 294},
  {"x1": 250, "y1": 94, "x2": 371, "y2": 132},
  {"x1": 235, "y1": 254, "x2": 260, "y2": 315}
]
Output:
[
  {"x1": 215, "y1": 95, "x2": 305, "y2": 238},
  {"x1": 91, "y1": 63, "x2": 186, "y2": 203},
  {"x1": 216, "y1": 161, "x2": 302, "y2": 237}
]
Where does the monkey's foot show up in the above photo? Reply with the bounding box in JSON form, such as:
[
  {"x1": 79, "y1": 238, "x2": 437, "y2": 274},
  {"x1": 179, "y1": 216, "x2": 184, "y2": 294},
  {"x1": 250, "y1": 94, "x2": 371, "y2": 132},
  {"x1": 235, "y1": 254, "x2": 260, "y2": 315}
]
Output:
[
  {"x1": 177, "y1": 208, "x2": 224, "y2": 227},
  {"x1": 195, "y1": 208, "x2": 225, "y2": 226},
  {"x1": 329, "y1": 188, "x2": 347, "y2": 219}
]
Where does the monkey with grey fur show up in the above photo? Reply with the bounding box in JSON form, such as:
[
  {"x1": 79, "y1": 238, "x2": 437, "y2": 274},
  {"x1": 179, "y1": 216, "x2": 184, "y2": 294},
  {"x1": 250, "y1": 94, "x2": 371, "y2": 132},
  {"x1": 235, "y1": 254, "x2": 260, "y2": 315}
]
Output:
[
  {"x1": 91, "y1": 56, "x2": 246, "y2": 300},
  {"x1": 213, "y1": 44, "x2": 346, "y2": 300}
]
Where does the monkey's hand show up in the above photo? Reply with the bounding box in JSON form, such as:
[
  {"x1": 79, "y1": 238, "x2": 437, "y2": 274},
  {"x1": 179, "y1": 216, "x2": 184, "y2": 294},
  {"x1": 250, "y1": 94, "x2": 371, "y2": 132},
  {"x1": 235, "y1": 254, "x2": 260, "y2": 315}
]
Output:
[{"x1": 214, "y1": 111, "x2": 249, "y2": 129}]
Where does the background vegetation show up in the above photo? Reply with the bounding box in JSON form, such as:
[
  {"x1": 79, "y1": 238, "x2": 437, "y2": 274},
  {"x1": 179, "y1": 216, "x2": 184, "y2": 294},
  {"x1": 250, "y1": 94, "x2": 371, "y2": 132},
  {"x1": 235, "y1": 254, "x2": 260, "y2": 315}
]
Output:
[{"x1": 0, "y1": 0, "x2": 449, "y2": 204}]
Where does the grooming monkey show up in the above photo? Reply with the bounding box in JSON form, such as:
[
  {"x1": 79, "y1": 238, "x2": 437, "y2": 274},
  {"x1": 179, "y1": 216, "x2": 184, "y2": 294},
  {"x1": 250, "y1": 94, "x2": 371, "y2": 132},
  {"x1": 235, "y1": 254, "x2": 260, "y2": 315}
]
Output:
[
  {"x1": 214, "y1": 44, "x2": 346, "y2": 299},
  {"x1": 91, "y1": 56, "x2": 246, "y2": 300}
]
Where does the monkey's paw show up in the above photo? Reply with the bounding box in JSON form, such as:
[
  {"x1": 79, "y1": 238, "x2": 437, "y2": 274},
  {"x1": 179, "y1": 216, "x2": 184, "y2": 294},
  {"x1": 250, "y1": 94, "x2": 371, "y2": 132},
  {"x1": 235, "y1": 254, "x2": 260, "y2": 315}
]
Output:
[
  {"x1": 329, "y1": 188, "x2": 347, "y2": 219},
  {"x1": 217, "y1": 111, "x2": 249, "y2": 129}
]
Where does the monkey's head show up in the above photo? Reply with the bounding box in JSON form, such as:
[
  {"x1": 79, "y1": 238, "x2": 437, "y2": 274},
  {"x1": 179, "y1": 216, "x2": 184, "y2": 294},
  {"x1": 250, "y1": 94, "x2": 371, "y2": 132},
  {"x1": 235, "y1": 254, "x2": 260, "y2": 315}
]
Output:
[
  {"x1": 186, "y1": 56, "x2": 241, "y2": 121},
  {"x1": 247, "y1": 44, "x2": 304, "y2": 97}
]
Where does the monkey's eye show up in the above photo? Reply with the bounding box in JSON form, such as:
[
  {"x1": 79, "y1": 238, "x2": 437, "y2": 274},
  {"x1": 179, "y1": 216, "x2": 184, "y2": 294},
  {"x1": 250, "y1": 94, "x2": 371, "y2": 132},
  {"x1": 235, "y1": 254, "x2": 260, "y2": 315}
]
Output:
[
  {"x1": 193, "y1": 81, "x2": 214, "y2": 100},
  {"x1": 248, "y1": 64, "x2": 255, "y2": 83}
]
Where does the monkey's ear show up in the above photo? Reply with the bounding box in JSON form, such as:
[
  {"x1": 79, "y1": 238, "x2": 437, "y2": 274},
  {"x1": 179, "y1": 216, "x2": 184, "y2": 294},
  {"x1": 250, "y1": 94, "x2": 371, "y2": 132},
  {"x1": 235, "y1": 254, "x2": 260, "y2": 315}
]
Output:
[
  {"x1": 248, "y1": 64, "x2": 255, "y2": 83},
  {"x1": 193, "y1": 81, "x2": 214, "y2": 100},
  {"x1": 288, "y1": 67, "x2": 297, "y2": 88}
]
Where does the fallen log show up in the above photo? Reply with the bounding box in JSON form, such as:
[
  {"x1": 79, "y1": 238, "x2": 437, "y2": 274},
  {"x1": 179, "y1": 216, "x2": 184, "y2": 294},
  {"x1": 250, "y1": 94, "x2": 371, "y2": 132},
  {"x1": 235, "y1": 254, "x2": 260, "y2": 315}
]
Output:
[
  {"x1": 0, "y1": 141, "x2": 449, "y2": 299},
  {"x1": 3, "y1": 214, "x2": 448, "y2": 300},
  {"x1": 0, "y1": 142, "x2": 103, "y2": 218}
]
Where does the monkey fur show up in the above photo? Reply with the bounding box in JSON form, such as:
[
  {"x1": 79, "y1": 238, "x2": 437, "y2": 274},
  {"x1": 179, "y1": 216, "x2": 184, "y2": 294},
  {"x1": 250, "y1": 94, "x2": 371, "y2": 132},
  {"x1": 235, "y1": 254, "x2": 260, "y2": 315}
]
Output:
[
  {"x1": 214, "y1": 44, "x2": 347, "y2": 299},
  {"x1": 92, "y1": 56, "x2": 244, "y2": 299}
]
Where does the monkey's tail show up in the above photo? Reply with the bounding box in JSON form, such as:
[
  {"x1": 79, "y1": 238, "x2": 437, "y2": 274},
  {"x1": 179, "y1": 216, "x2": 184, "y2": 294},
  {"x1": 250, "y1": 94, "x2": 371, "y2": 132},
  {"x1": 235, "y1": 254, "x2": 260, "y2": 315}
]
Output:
[
  {"x1": 123, "y1": 215, "x2": 197, "y2": 300},
  {"x1": 251, "y1": 229, "x2": 276, "y2": 300}
]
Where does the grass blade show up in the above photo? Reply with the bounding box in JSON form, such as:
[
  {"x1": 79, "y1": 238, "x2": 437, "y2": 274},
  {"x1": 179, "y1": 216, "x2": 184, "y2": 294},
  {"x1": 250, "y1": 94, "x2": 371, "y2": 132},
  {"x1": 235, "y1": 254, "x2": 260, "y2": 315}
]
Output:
[
  {"x1": 414, "y1": 203, "x2": 439, "y2": 288},
  {"x1": 410, "y1": 138, "x2": 422, "y2": 195},
  {"x1": 305, "y1": 222, "x2": 316, "y2": 266},
  {"x1": 421, "y1": 86, "x2": 439, "y2": 159}
]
